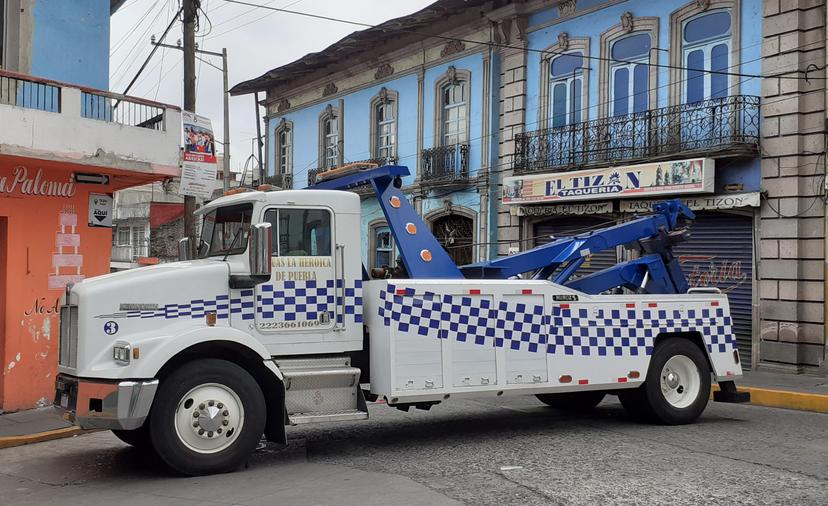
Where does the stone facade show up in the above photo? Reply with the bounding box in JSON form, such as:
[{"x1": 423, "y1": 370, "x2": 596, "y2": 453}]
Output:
[{"x1": 759, "y1": 0, "x2": 827, "y2": 371}]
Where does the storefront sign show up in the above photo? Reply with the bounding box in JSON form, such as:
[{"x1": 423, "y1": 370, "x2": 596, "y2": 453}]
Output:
[
  {"x1": 0, "y1": 166, "x2": 76, "y2": 198},
  {"x1": 620, "y1": 192, "x2": 760, "y2": 213},
  {"x1": 516, "y1": 201, "x2": 613, "y2": 217},
  {"x1": 502, "y1": 158, "x2": 714, "y2": 205},
  {"x1": 179, "y1": 111, "x2": 218, "y2": 199},
  {"x1": 88, "y1": 193, "x2": 113, "y2": 227}
]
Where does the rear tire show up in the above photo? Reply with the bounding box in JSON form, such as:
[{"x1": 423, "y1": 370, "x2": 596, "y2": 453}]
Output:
[
  {"x1": 536, "y1": 391, "x2": 606, "y2": 412},
  {"x1": 149, "y1": 359, "x2": 266, "y2": 475},
  {"x1": 632, "y1": 338, "x2": 711, "y2": 425}
]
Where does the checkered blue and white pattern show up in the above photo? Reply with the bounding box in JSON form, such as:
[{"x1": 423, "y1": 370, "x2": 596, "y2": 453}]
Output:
[
  {"x1": 96, "y1": 280, "x2": 363, "y2": 324},
  {"x1": 378, "y1": 285, "x2": 735, "y2": 357}
]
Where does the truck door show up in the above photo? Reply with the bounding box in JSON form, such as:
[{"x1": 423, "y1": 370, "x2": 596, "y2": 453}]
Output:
[{"x1": 255, "y1": 207, "x2": 336, "y2": 344}]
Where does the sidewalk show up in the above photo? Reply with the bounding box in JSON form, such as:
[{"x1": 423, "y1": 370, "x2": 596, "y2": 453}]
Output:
[{"x1": 1, "y1": 369, "x2": 826, "y2": 450}]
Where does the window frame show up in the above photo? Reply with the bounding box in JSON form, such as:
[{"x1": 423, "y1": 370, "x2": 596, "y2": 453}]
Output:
[
  {"x1": 668, "y1": 1, "x2": 740, "y2": 107},
  {"x1": 263, "y1": 206, "x2": 334, "y2": 257},
  {"x1": 538, "y1": 36, "x2": 590, "y2": 130},
  {"x1": 681, "y1": 9, "x2": 732, "y2": 104},
  {"x1": 609, "y1": 33, "x2": 651, "y2": 116},
  {"x1": 368, "y1": 220, "x2": 396, "y2": 270},
  {"x1": 274, "y1": 119, "x2": 293, "y2": 179},
  {"x1": 598, "y1": 17, "x2": 659, "y2": 120},
  {"x1": 317, "y1": 105, "x2": 342, "y2": 170},
  {"x1": 548, "y1": 52, "x2": 584, "y2": 127},
  {"x1": 432, "y1": 66, "x2": 471, "y2": 148},
  {"x1": 369, "y1": 88, "x2": 399, "y2": 163}
]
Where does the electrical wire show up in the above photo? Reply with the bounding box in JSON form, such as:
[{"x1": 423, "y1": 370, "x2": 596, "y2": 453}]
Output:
[
  {"x1": 111, "y1": 0, "x2": 169, "y2": 87},
  {"x1": 221, "y1": 0, "x2": 828, "y2": 81}
]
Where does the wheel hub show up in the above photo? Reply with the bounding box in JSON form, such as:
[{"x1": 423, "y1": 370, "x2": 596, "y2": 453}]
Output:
[
  {"x1": 189, "y1": 399, "x2": 231, "y2": 439},
  {"x1": 664, "y1": 371, "x2": 680, "y2": 389}
]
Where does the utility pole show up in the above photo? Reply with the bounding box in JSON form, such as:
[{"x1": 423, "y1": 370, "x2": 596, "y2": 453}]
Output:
[
  {"x1": 183, "y1": 0, "x2": 198, "y2": 254},
  {"x1": 152, "y1": 37, "x2": 230, "y2": 192}
]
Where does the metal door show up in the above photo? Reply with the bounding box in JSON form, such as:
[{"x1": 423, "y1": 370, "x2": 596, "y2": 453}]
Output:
[{"x1": 672, "y1": 211, "x2": 754, "y2": 368}]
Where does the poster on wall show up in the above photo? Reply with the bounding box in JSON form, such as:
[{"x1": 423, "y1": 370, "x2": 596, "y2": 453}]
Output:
[
  {"x1": 88, "y1": 193, "x2": 113, "y2": 227},
  {"x1": 502, "y1": 158, "x2": 715, "y2": 205},
  {"x1": 179, "y1": 111, "x2": 218, "y2": 199}
]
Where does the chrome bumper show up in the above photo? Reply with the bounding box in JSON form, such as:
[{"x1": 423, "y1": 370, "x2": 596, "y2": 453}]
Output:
[{"x1": 54, "y1": 374, "x2": 158, "y2": 430}]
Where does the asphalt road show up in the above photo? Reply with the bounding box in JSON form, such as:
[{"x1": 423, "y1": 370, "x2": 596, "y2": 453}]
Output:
[{"x1": 1, "y1": 396, "x2": 826, "y2": 505}]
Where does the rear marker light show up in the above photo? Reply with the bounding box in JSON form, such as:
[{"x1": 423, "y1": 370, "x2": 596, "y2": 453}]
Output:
[
  {"x1": 405, "y1": 223, "x2": 417, "y2": 234},
  {"x1": 559, "y1": 375, "x2": 572, "y2": 383},
  {"x1": 469, "y1": 289, "x2": 481, "y2": 295},
  {"x1": 389, "y1": 196, "x2": 401, "y2": 208},
  {"x1": 560, "y1": 303, "x2": 570, "y2": 309},
  {"x1": 420, "y1": 249, "x2": 432, "y2": 262},
  {"x1": 618, "y1": 377, "x2": 628, "y2": 383},
  {"x1": 648, "y1": 303, "x2": 658, "y2": 308},
  {"x1": 396, "y1": 289, "x2": 408, "y2": 296},
  {"x1": 522, "y1": 289, "x2": 533, "y2": 295},
  {"x1": 626, "y1": 303, "x2": 636, "y2": 308},
  {"x1": 711, "y1": 300, "x2": 720, "y2": 307},
  {"x1": 578, "y1": 379, "x2": 589, "y2": 385},
  {"x1": 628, "y1": 370, "x2": 640, "y2": 379}
]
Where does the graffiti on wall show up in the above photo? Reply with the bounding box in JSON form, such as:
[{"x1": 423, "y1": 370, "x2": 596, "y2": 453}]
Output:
[{"x1": 679, "y1": 255, "x2": 749, "y2": 294}]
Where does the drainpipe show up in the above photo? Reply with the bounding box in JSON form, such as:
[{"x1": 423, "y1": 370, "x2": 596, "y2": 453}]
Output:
[{"x1": 823, "y1": 5, "x2": 828, "y2": 370}]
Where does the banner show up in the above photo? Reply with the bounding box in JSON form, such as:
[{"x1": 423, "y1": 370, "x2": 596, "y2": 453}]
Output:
[
  {"x1": 502, "y1": 158, "x2": 715, "y2": 205},
  {"x1": 620, "y1": 192, "x2": 760, "y2": 213},
  {"x1": 179, "y1": 111, "x2": 218, "y2": 199}
]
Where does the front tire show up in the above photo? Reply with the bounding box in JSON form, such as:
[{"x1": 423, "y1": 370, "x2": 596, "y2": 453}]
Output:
[
  {"x1": 112, "y1": 424, "x2": 151, "y2": 449},
  {"x1": 625, "y1": 338, "x2": 711, "y2": 425},
  {"x1": 149, "y1": 359, "x2": 266, "y2": 475},
  {"x1": 536, "y1": 391, "x2": 606, "y2": 412}
]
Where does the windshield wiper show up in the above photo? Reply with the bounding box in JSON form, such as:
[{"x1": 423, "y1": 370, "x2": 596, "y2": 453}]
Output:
[{"x1": 221, "y1": 226, "x2": 245, "y2": 261}]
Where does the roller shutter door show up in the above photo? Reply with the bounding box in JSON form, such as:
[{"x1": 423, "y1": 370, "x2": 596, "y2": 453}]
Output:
[
  {"x1": 672, "y1": 211, "x2": 754, "y2": 369},
  {"x1": 533, "y1": 215, "x2": 619, "y2": 280}
]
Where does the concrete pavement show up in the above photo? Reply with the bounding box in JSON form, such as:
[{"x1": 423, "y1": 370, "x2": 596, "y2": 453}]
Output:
[{"x1": 0, "y1": 396, "x2": 826, "y2": 505}]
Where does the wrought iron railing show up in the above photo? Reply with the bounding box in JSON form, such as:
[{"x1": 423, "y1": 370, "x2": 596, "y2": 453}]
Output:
[
  {"x1": 514, "y1": 95, "x2": 760, "y2": 174},
  {"x1": 307, "y1": 156, "x2": 397, "y2": 186},
  {"x1": 81, "y1": 91, "x2": 166, "y2": 130},
  {"x1": 0, "y1": 71, "x2": 61, "y2": 112},
  {"x1": 420, "y1": 143, "x2": 470, "y2": 186}
]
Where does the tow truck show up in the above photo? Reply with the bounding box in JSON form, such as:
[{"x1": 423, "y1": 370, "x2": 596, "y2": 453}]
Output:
[{"x1": 54, "y1": 165, "x2": 749, "y2": 475}]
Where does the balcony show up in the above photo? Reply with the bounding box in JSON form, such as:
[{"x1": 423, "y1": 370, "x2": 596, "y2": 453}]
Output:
[
  {"x1": 420, "y1": 144, "x2": 470, "y2": 187},
  {"x1": 0, "y1": 69, "x2": 181, "y2": 176},
  {"x1": 514, "y1": 95, "x2": 760, "y2": 174}
]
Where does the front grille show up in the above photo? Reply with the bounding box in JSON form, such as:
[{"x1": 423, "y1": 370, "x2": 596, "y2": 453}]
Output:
[{"x1": 59, "y1": 305, "x2": 78, "y2": 368}]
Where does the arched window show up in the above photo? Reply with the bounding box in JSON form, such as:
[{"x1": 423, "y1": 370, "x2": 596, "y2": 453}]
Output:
[
  {"x1": 441, "y1": 80, "x2": 468, "y2": 145},
  {"x1": 274, "y1": 119, "x2": 293, "y2": 180},
  {"x1": 683, "y1": 10, "x2": 731, "y2": 103},
  {"x1": 318, "y1": 105, "x2": 341, "y2": 169},
  {"x1": 370, "y1": 88, "x2": 398, "y2": 164},
  {"x1": 610, "y1": 33, "x2": 651, "y2": 116},
  {"x1": 548, "y1": 52, "x2": 583, "y2": 127}
]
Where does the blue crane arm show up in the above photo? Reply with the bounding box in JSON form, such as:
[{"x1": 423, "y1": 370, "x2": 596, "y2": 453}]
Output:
[
  {"x1": 308, "y1": 165, "x2": 464, "y2": 279},
  {"x1": 308, "y1": 165, "x2": 695, "y2": 294}
]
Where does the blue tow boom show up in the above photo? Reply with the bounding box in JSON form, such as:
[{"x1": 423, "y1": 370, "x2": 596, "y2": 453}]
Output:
[{"x1": 308, "y1": 165, "x2": 696, "y2": 295}]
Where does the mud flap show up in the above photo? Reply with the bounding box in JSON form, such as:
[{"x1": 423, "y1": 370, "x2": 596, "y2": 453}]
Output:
[{"x1": 713, "y1": 381, "x2": 751, "y2": 403}]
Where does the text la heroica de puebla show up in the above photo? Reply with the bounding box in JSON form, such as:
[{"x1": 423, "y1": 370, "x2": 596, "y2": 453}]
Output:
[{"x1": 271, "y1": 256, "x2": 332, "y2": 281}]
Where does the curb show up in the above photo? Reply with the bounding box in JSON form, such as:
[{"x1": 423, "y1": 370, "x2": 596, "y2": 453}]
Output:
[
  {"x1": 713, "y1": 385, "x2": 828, "y2": 414},
  {"x1": 0, "y1": 426, "x2": 83, "y2": 450}
]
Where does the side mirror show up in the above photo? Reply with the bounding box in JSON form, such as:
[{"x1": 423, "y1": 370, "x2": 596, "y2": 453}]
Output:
[
  {"x1": 178, "y1": 237, "x2": 192, "y2": 261},
  {"x1": 249, "y1": 223, "x2": 272, "y2": 278}
]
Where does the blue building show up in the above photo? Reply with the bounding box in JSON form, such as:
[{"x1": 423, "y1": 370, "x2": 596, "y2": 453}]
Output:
[{"x1": 232, "y1": 0, "x2": 827, "y2": 373}]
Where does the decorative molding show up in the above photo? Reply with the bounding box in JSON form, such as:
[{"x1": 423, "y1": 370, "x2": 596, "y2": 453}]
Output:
[
  {"x1": 323, "y1": 82, "x2": 338, "y2": 97},
  {"x1": 558, "y1": 0, "x2": 577, "y2": 17},
  {"x1": 440, "y1": 39, "x2": 466, "y2": 58},
  {"x1": 324, "y1": 103, "x2": 336, "y2": 118},
  {"x1": 620, "y1": 11, "x2": 634, "y2": 33},
  {"x1": 278, "y1": 117, "x2": 289, "y2": 130},
  {"x1": 369, "y1": 88, "x2": 399, "y2": 160},
  {"x1": 277, "y1": 99, "x2": 290, "y2": 113},
  {"x1": 497, "y1": 18, "x2": 512, "y2": 45},
  {"x1": 432, "y1": 67, "x2": 472, "y2": 147},
  {"x1": 446, "y1": 65, "x2": 459, "y2": 85},
  {"x1": 515, "y1": 16, "x2": 528, "y2": 41},
  {"x1": 556, "y1": 32, "x2": 570, "y2": 52},
  {"x1": 696, "y1": 0, "x2": 711, "y2": 10},
  {"x1": 491, "y1": 20, "x2": 504, "y2": 44},
  {"x1": 374, "y1": 63, "x2": 394, "y2": 80}
]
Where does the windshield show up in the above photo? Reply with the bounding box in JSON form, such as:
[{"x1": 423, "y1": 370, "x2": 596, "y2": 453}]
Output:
[{"x1": 198, "y1": 203, "x2": 254, "y2": 258}]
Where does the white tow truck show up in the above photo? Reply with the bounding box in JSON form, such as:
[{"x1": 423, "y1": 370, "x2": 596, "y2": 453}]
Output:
[{"x1": 55, "y1": 165, "x2": 749, "y2": 475}]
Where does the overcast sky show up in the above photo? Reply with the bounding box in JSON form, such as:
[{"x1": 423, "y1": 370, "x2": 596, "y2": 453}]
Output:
[{"x1": 111, "y1": 0, "x2": 434, "y2": 173}]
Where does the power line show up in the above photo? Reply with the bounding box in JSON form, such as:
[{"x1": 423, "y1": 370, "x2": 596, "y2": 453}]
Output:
[
  {"x1": 111, "y1": 0, "x2": 162, "y2": 56},
  {"x1": 221, "y1": 0, "x2": 827, "y2": 81},
  {"x1": 110, "y1": 0, "x2": 168, "y2": 85},
  {"x1": 206, "y1": 0, "x2": 304, "y2": 40},
  {"x1": 119, "y1": 6, "x2": 184, "y2": 96}
]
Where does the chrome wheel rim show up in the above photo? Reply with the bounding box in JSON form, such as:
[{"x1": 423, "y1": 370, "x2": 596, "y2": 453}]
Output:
[
  {"x1": 660, "y1": 355, "x2": 700, "y2": 409},
  {"x1": 174, "y1": 382, "x2": 244, "y2": 454}
]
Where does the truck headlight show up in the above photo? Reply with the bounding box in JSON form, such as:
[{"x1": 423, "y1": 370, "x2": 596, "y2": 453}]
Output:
[{"x1": 113, "y1": 342, "x2": 131, "y2": 365}]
